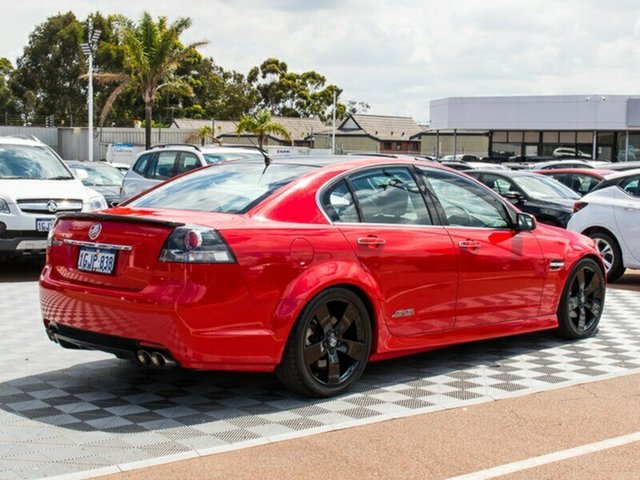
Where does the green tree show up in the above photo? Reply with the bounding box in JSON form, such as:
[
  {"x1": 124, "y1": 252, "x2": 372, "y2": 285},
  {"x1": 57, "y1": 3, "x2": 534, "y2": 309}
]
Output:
[
  {"x1": 235, "y1": 109, "x2": 292, "y2": 150},
  {"x1": 247, "y1": 58, "x2": 344, "y2": 121},
  {"x1": 0, "y1": 58, "x2": 18, "y2": 116},
  {"x1": 94, "y1": 12, "x2": 206, "y2": 148},
  {"x1": 186, "y1": 125, "x2": 221, "y2": 145},
  {"x1": 174, "y1": 52, "x2": 258, "y2": 120},
  {"x1": 10, "y1": 12, "x2": 85, "y2": 122}
]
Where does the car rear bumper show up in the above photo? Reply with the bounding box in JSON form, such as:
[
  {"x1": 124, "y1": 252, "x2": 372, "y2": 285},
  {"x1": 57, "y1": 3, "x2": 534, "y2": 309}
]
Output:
[
  {"x1": 39, "y1": 267, "x2": 281, "y2": 372},
  {"x1": 0, "y1": 234, "x2": 47, "y2": 254}
]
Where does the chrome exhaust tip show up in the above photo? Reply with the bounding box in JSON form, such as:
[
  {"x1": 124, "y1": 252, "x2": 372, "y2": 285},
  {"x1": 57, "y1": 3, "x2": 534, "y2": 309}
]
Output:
[
  {"x1": 136, "y1": 350, "x2": 151, "y2": 365},
  {"x1": 150, "y1": 352, "x2": 166, "y2": 368}
]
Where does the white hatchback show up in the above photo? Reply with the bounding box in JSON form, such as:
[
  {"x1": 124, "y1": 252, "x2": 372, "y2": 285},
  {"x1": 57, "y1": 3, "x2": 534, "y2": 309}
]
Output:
[
  {"x1": 119, "y1": 144, "x2": 264, "y2": 202},
  {"x1": 567, "y1": 168, "x2": 640, "y2": 281},
  {"x1": 0, "y1": 136, "x2": 107, "y2": 258}
]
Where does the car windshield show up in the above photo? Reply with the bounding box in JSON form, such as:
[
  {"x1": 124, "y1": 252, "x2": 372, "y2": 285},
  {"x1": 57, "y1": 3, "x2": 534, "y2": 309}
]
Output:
[
  {"x1": 0, "y1": 144, "x2": 73, "y2": 180},
  {"x1": 202, "y1": 152, "x2": 264, "y2": 164},
  {"x1": 515, "y1": 175, "x2": 580, "y2": 200},
  {"x1": 69, "y1": 162, "x2": 124, "y2": 186},
  {"x1": 128, "y1": 162, "x2": 316, "y2": 213}
]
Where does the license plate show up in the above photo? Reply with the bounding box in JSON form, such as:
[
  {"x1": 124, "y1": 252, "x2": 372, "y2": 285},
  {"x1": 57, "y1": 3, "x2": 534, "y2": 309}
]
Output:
[
  {"x1": 36, "y1": 218, "x2": 54, "y2": 232},
  {"x1": 77, "y1": 247, "x2": 117, "y2": 275}
]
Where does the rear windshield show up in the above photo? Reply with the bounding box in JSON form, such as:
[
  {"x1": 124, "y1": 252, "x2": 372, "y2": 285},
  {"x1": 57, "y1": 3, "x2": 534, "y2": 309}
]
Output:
[{"x1": 128, "y1": 162, "x2": 316, "y2": 213}]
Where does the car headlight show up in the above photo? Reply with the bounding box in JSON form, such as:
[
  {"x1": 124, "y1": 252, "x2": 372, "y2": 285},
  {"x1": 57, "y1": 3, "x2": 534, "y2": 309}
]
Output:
[
  {"x1": 87, "y1": 195, "x2": 108, "y2": 211},
  {"x1": 0, "y1": 198, "x2": 10, "y2": 214}
]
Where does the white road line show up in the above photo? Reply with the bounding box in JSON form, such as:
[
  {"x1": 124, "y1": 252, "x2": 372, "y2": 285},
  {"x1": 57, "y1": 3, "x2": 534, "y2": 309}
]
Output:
[{"x1": 447, "y1": 432, "x2": 640, "y2": 480}]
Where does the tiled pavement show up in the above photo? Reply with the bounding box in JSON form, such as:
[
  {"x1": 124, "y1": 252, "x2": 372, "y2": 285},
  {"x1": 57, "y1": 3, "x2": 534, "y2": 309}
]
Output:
[{"x1": 1, "y1": 282, "x2": 639, "y2": 479}]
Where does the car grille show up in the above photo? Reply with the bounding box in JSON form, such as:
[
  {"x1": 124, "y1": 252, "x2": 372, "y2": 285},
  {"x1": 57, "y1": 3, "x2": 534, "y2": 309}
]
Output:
[{"x1": 17, "y1": 198, "x2": 83, "y2": 214}]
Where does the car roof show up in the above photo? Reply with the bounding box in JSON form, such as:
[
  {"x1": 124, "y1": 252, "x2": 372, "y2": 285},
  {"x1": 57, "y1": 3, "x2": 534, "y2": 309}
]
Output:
[
  {"x1": 465, "y1": 169, "x2": 540, "y2": 177},
  {"x1": 534, "y1": 168, "x2": 614, "y2": 177},
  {"x1": 0, "y1": 135, "x2": 47, "y2": 147},
  {"x1": 589, "y1": 167, "x2": 640, "y2": 191}
]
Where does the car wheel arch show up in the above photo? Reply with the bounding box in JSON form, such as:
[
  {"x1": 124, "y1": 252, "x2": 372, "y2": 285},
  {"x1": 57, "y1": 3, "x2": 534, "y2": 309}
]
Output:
[{"x1": 271, "y1": 266, "x2": 382, "y2": 363}]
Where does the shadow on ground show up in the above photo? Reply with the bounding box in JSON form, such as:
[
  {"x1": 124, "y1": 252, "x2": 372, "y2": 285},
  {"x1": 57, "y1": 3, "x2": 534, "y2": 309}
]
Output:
[
  {"x1": 0, "y1": 330, "x2": 579, "y2": 435},
  {"x1": 0, "y1": 256, "x2": 44, "y2": 283}
]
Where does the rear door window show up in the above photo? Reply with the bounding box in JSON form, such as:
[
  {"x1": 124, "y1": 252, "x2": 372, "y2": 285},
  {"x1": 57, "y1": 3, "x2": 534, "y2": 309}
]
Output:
[{"x1": 149, "y1": 151, "x2": 178, "y2": 180}]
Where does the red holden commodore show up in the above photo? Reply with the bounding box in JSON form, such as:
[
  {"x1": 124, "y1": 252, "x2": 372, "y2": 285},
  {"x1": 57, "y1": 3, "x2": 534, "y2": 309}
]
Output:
[{"x1": 40, "y1": 156, "x2": 606, "y2": 397}]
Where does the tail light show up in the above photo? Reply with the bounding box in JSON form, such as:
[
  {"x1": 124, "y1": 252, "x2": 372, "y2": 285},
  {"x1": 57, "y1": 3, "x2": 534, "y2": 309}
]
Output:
[
  {"x1": 159, "y1": 226, "x2": 236, "y2": 264},
  {"x1": 573, "y1": 201, "x2": 588, "y2": 213}
]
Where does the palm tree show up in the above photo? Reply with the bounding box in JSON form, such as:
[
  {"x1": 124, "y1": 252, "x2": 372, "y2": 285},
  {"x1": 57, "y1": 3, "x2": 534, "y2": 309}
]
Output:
[
  {"x1": 93, "y1": 12, "x2": 207, "y2": 148},
  {"x1": 186, "y1": 125, "x2": 222, "y2": 146},
  {"x1": 235, "y1": 110, "x2": 292, "y2": 151}
]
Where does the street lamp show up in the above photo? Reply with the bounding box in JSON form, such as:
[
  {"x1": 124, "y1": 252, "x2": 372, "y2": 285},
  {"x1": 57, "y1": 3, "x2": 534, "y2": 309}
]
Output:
[{"x1": 80, "y1": 23, "x2": 101, "y2": 162}]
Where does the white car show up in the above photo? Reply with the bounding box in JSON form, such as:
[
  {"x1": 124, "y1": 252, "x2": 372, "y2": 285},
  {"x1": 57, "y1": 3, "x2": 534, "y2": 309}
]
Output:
[
  {"x1": 119, "y1": 144, "x2": 264, "y2": 202},
  {"x1": 567, "y1": 169, "x2": 640, "y2": 281},
  {"x1": 0, "y1": 136, "x2": 107, "y2": 259}
]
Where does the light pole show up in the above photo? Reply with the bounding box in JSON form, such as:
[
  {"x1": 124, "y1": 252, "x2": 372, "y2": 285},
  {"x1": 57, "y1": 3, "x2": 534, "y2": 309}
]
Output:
[{"x1": 80, "y1": 23, "x2": 101, "y2": 162}]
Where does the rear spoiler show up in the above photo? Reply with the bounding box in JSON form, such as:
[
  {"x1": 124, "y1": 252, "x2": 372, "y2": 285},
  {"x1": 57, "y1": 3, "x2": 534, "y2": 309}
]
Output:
[{"x1": 56, "y1": 212, "x2": 185, "y2": 228}]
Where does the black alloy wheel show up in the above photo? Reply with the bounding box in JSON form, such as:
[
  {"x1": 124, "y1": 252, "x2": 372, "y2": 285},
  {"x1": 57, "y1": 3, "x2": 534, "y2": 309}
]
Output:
[
  {"x1": 557, "y1": 258, "x2": 605, "y2": 339},
  {"x1": 277, "y1": 288, "x2": 372, "y2": 397}
]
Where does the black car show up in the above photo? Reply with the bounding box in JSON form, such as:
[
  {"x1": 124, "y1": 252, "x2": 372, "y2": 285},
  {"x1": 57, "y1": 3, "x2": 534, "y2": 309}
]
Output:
[
  {"x1": 65, "y1": 160, "x2": 124, "y2": 207},
  {"x1": 466, "y1": 170, "x2": 580, "y2": 228}
]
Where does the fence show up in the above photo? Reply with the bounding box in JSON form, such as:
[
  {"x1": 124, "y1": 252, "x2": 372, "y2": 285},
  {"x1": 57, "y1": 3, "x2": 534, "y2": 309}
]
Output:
[{"x1": 0, "y1": 126, "x2": 200, "y2": 161}]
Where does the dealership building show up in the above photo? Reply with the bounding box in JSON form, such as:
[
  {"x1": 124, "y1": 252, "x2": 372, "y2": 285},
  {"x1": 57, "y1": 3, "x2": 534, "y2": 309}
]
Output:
[{"x1": 421, "y1": 95, "x2": 640, "y2": 161}]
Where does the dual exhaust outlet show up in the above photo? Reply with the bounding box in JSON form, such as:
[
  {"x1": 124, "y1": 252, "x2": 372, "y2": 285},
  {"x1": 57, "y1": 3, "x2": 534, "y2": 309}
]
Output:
[{"x1": 137, "y1": 349, "x2": 176, "y2": 368}]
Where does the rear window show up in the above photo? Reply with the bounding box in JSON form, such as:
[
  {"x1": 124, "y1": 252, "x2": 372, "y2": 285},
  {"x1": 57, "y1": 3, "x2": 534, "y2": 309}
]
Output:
[{"x1": 128, "y1": 162, "x2": 316, "y2": 213}]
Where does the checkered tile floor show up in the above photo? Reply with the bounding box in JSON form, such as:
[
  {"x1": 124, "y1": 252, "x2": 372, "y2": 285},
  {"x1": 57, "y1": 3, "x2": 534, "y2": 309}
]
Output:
[{"x1": 1, "y1": 281, "x2": 639, "y2": 479}]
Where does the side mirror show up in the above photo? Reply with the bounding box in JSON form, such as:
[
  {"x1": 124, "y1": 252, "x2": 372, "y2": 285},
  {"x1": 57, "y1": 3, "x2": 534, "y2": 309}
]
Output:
[
  {"x1": 503, "y1": 191, "x2": 524, "y2": 203},
  {"x1": 515, "y1": 212, "x2": 536, "y2": 232}
]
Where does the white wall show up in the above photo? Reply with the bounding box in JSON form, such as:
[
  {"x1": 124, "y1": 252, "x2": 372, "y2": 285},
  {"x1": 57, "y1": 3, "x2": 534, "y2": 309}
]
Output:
[{"x1": 430, "y1": 95, "x2": 637, "y2": 131}]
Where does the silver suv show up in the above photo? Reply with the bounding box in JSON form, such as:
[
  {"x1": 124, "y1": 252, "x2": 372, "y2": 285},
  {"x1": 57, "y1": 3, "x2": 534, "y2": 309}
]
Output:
[{"x1": 119, "y1": 144, "x2": 263, "y2": 202}]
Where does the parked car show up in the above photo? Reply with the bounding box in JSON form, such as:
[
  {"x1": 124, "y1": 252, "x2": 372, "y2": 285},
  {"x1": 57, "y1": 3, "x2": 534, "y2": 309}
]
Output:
[
  {"x1": 66, "y1": 160, "x2": 125, "y2": 207},
  {"x1": 530, "y1": 159, "x2": 595, "y2": 170},
  {"x1": 567, "y1": 169, "x2": 640, "y2": 281},
  {"x1": 466, "y1": 170, "x2": 580, "y2": 227},
  {"x1": 119, "y1": 144, "x2": 264, "y2": 201},
  {"x1": 0, "y1": 136, "x2": 107, "y2": 260},
  {"x1": 41, "y1": 155, "x2": 605, "y2": 397},
  {"x1": 534, "y1": 168, "x2": 614, "y2": 196},
  {"x1": 606, "y1": 161, "x2": 640, "y2": 171},
  {"x1": 441, "y1": 161, "x2": 507, "y2": 171},
  {"x1": 552, "y1": 147, "x2": 591, "y2": 158}
]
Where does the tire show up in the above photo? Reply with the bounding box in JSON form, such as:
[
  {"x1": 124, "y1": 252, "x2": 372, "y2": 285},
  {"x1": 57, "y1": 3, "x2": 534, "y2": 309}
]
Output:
[
  {"x1": 588, "y1": 232, "x2": 625, "y2": 282},
  {"x1": 556, "y1": 258, "x2": 605, "y2": 339},
  {"x1": 276, "y1": 288, "x2": 372, "y2": 397}
]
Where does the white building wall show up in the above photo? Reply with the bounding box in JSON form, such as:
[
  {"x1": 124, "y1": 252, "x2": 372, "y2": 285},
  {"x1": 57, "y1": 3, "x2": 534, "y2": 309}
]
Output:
[{"x1": 430, "y1": 95, "x2": 638, "y2": 131}]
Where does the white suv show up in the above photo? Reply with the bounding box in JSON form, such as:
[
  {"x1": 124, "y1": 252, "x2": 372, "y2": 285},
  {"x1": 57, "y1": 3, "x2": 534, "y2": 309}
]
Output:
[
  {"x1": 119, "y1": 144, "x2": 263, "y2": 201},
  {"x1": 0, "y1": 136, "x2": 107, "y2": 258}
]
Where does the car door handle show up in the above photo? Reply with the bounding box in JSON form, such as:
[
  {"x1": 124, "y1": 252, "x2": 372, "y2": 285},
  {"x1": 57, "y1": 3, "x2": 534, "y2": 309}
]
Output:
[
  {"x1": 357, "y1": 236, "x2": 386, "y2": 247},
  {"x1": 458, "y1": 240, "x2": 481, "y2": 250}
]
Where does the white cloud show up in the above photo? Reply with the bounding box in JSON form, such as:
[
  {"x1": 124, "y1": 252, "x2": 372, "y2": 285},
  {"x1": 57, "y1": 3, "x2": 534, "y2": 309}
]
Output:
[{"x1": 2, "y1": 0, "x2": 640, "y2": 120}]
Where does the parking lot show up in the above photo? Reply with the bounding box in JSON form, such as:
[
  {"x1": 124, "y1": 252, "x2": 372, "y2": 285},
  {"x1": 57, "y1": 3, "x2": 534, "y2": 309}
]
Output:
[{"x1": 1, "y1": 260, "x2": 639, "y2": 479}]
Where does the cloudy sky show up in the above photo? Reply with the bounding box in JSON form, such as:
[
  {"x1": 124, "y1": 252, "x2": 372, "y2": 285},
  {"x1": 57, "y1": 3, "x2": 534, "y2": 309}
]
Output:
[{"x1": 2, "y1": 0, "x2": 640, "y2": 122}]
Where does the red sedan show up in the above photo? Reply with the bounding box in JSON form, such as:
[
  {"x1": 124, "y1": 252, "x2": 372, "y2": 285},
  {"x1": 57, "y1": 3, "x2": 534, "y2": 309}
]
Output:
[{"x1": 40, "y1": 156, "x2": 606, "y2": 397}]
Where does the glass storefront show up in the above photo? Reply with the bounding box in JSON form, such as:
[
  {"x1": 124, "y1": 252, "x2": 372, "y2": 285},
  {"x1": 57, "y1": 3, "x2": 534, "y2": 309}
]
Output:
[{"x1": 616, "y1": 132, "x2": 640, "y2": 161}]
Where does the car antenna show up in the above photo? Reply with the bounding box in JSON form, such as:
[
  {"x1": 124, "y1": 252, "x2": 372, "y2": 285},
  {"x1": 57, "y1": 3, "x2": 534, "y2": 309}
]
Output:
[{"x1": 231, "y1": 120, "x2": 272, "y2": 169}]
